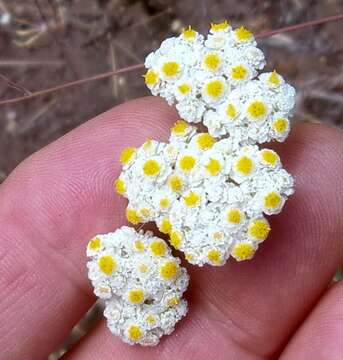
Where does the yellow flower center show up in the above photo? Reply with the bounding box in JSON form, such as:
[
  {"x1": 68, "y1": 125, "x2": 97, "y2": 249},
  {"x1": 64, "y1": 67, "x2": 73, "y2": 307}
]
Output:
[
  {"x1": 226, "y1": 103, "x2": 237, "y2": 119},
  {"x1": 235, "y1": 156, "x2": 254, "y2": 175},
  {"x1": 170, "y1": 231, "x2": 182, "y2": 249},
  {"x1": 231, "y1": 65, "x2": 248, "y2": 80},
  {"x1": 205, "y1": 79, "x2": 225, "y2": 99},
  {"x1": 232, "y1": 242, "x2": 255, "y2": 261},
  {"x1": 179, "y1": 155, "x2": 196, "y2": 172},
  {"x1": 127, "y1": 325, "x2": 143, "y2": 342},
  {"x1": 89, "y1": 237, "x2": 101, "y2": 250},
  {"x1": 183, "y1": 191, "x2": 201, "y2": 207},
  {"x1": 143, "y1": 159, "x2": 161, "y2": 176},
  {"x1": 134, "y1": 240, "x2": 145, "y2": 252},
  {"x1": 273, "y1": 118, "x2": 288, "y2": 134},
  {"x1": 247, "y1": 100, "x2": 267, "y2": 119},
  {"x1": 211, "y1": 20, "x2": 230, "y2": 32},
  {"x1": 185, "y1": 253, "x2": 194, "y2": 262},
  {"x1": 227, "y1": 209, "x2": 242, "y2": 224},
  {"x1": 127, "y1": 289, "x2": 145, "y2": 304},
  {"x1": 143, "y1": 69, "x2": 159, "y2": 86},
  {"x1": 205, "y1": 158, "x2": 222, "y2": 176},
  {"x1": 143, "y1": 139, "x2": 152, "y2": 151},
  {"x1": 207, "y1": 249, "x2": 222, "y2": 264},
  {"x1": 158, "y1": 218, "x2": 173, "y2": 235},
  {"x1": 98, "y1": 255, "x2": 117, "y2": 275},
  {"x1": 178, "y1": 83, "x2": 192, "y2": 95},
  {"x1": 196, "y1": 133, "x2": 215, "y2": 150},
  {"x1": 150, "y1": 240, "x2": 167, "y2": 256},
  {"x1": 235, "y1": 26, "x2": 253, "y2": 41},
  {"x1": 168, "y1": 174, "x2": 183, "y2": 192},
  {"x1": 138, "y1": 263, "x2": 148, "y2": 273},
  {"x1": 139, "y1": 208, "x2": 151, "y2": 218},
  {"x1": 264, "y1": 192, "x2": 282, "y2": 209},
  {"x1": 126, "y1": 208, "x2": 142, "y2": 225},
  {"x1": 248, "y1": 219, "x2": 271, "y2": 240},
  {"x1": 268, "y1": 70, "x2": 281, "y2": 86},
  {"x1": 182, "y1": 25, "x2": 197, "y2": 40},
  {"x1": 213, "y1": 231, "x2": 223, "y2": 240},
  {"x1": 159, "y1": 260, "x2": 179, "y2": 280},
  {"x1": 261, "y1": 149, "x2": 279, "y2": 166},
  {"x1": 168, "y1": 297, "x2": 180, "y2": 306},
  {"x1": 159, "y1": 197, "x2": 170, "y2": 209},
  {"x1": 171, "y1": 119, "x2": 189, "y2": 135},
  {"x1": 203, "y1": 53, "x2": 221, "y2": 71},
  {"x1": 162, "y1": 61, "x2": 180, "y2": 78},
  {"x1": 146, "y1": 314, "x2": 156, "y2": 325},
  {"x1": 114, "y1": 178, "x2": 126, "y2": 195},
  {"x1": 119, "y1": 147, "x2": 136, "y2": 165}
]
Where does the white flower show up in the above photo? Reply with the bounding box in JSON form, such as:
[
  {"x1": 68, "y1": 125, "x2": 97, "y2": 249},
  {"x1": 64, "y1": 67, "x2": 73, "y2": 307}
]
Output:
[
  {"x1": 87, "y1": 227, "x2": 189, "y2": 346},
  {"x1": 143, "y1": 24, "x2": 295, "y2": 146},
  {"x1": 116, "y1": 123, "x2": 294, "y2": 266}
]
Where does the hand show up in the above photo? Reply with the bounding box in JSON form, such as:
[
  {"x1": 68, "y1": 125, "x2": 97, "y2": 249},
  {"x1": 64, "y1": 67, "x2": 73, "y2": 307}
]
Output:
[{"x1": 1, "y1": 97, "x2": 343, "y2": 360}]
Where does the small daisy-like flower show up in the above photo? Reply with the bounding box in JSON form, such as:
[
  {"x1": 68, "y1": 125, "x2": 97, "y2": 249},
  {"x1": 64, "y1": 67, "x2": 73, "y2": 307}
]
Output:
[
  {"x1": 248, "y1": 218, "x2": 271, "y2": 242},
  {"x1": 207, "y1": 248, "x2": 223, "y2": 265},
  {"x1": 167, "y1": 173, "x2": 184, "y2": 192},
  {"x1": 263, "y1": 191, "x2": 284, "y2": 215},
  {"x1": 178, "y1": 154, "x2": 197, "y2": 172},
  {"x1": 202, "y1": 77, "x2": 226, "y2": 102},
  {"x1": 143, "y1": 69, "x2": 159, "y2": 88},
  {"x1": 231, "y1": 242, "x2": 255, "y2": 261},
  {"x1": 195, "y1": 133, "x2": 216, "y2": 150},
  {"x1": 246, "y1": 99, "x2": 269, "y2": 121},
  {"x1": 114, "y1": 178, "x2": 126, "y2": 195},
  {"x1": 171, "y1": 119, "x2": 189, "y2": 136},
  {"x1": 159, "y1": 260, "x2": 179, "y2": 280},
  {"x1": 160, "y1": 60, "x2": 182, "y2": 81},
  {"x1": 204, "y1": 157, "x2": 222, "y2": 176},
  {"x1": 120, "y1": 147, "x2": 137, "y2": 166},
  {"x1": 142, "y1": 159, "x2": 161, "y2": 177},
  {"x1": 260, "y1": 149, "x2": 280, "y2": 167},
  {"x1": 234, "y1": 26, "x2": 254, "y2": 42},
  {"x1": 98, "y1": 255, "x2": 117, "y2": 275},
  {"x1": 234, "y1": 155, "x2": 255, "y2": 176},
  {"x1": 87, "y1": 227, "x2": 189, "y2": 346},
  {"x1": 183, "y1": 191, "x2": 201, "y2": 207},
  {"x1": 202, "y1": 52, "x2": 222, "y2": 72},
  {"x1": 210, "y1": 20, "x2": 231, "y2": 33},
  {"x1": 181, "y1": 25, "x2": 198, "y2": 41},
  {"x1": 226, "y1": 208, "x2": 244, "y2": 225},
  {"x1": 229, "y1": 64, "x2": 251, "y2": 83}
]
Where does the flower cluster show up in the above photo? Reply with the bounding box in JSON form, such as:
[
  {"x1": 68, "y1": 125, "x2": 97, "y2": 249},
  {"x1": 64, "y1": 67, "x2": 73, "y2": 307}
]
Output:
[
  {"x1": 115, "y1": 121, "x2": 294, "y2": 266},
  {"x1": 87, "y1": 226, "x2": 189, "y2": 346},
  {"x1": 87, "y1": 21, "x2": 296, "y2": 346},
  {"x1": 144, "y1": 22, "x2": 295, "y2": 145}
]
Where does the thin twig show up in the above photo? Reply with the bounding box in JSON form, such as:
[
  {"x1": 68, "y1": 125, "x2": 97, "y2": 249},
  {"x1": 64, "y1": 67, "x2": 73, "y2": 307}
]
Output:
[
  {"x1": 1, "y1": 13, "x2": 343, "y2": 106},
  {"x1": 0, "y1": 64, "x2": 144, "y2": 105},
  {"x1": 256, "y1": 13, "x2": 343, "y2": 38},
  {"x1": 0, "y1": 60, "x2": 64, "y2": 67},
  {"x1": 0, "y1": 74, "x2": 32, "y2": 95}
]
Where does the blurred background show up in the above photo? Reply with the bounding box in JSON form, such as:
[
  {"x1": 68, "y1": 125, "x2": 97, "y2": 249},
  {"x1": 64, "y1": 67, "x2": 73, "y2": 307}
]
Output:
[
  {"x1": 1, "y1": 0, "x2": 343, "y2": 358},
  {"x1": 1, "y1": 0, "x2": 343, "y2": 181}
]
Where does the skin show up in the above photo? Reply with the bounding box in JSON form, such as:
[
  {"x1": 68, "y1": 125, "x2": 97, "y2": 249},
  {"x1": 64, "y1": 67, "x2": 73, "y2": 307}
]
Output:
[{"x1": 1, "y1": 97, "x2": 343, "y2": 360}]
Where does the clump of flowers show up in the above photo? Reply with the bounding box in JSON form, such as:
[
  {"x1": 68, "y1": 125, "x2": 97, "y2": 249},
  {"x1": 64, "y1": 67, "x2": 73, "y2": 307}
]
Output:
[
  {"x1": 144, "y1": 22, "x2": 295, "y2": 145},
  {"x1": 87, "y1": 227, "x2": 189, "y2": 346},
  {"x1": 115, "y1": 121, "x2": 294, "y2": 266},
  {"x1": 87, "y1": 21, "x2": 296, "y2": 346}
]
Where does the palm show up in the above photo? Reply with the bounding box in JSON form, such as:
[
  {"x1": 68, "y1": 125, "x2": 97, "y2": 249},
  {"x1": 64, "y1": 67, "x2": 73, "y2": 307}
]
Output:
[{"x1": 1, "y1": 97, "x2": 343, "y2": 360}]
